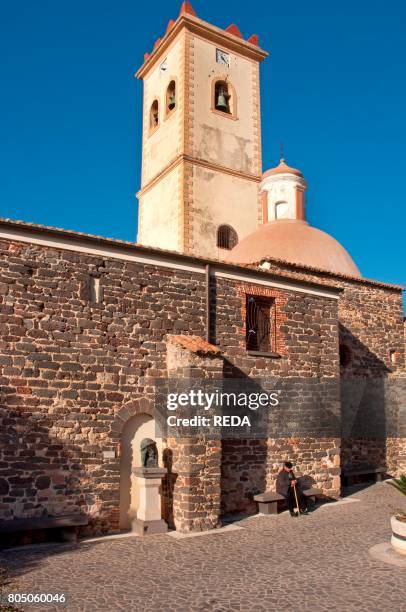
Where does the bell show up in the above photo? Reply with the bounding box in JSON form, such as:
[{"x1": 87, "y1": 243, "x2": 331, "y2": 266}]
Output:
[
  {"x1": 168, "y1": 94, "x2": 176, "y2": 110},
  {"x1": 215, "y1": 89, "x2": 228, "y2": 112}
]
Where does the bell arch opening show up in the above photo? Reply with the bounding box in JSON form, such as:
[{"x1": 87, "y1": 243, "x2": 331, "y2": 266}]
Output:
[
  {"x1": 212, "y1": 79, "x2": 236, "y2": 118},
  {"x1": 149, "y1": 99, "x2": 159, "y2": 133},
  {"x1": 166, "y1": 80, "x2": 176, "y2": 115}
]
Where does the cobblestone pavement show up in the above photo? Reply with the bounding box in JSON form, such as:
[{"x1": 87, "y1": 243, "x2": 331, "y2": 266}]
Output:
[{"x1": 1, "y1": 483, "x2": 405, "y2": 612}]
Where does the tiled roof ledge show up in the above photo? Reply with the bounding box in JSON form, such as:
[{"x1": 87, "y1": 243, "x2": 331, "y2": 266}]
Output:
[{"x1": 167, "y1": 335, "x2": 221, "y2": 356}]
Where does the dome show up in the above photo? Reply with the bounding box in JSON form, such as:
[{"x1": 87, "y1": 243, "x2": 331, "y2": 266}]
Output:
[
  {"x1": 262, "y1": 158, "x2": 303, "y2": 178},
  {"x1": 225, "y1": 219, "x2": 361, "y2": 277}
]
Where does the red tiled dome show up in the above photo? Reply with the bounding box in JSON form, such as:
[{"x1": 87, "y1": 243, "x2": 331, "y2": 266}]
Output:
[
  {"x1": 225, "y1": 219, "x2": 361, "y2": 277},
  {"x1": 262, "y1": 158, "x2": 303, "y2": 178}
]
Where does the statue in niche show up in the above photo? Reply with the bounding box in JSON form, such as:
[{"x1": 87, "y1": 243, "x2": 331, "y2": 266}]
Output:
[{"x1": 140, "y1": 438, "x2": 158, "y2": 468}]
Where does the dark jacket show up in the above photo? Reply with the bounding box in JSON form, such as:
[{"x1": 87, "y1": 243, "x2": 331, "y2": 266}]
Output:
[{"x1": 276, "y1": 470, "x2": 297, "y2": 497}]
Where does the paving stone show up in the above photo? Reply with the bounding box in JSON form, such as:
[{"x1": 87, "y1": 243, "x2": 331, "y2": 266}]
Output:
[{"x1": 1, "y1": 484, "x2": 405, "y2": 611}]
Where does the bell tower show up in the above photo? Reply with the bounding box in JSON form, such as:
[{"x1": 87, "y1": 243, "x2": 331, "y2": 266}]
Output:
[{"x1": 136, "y1": 2, "x2": 268, "y2": 259}]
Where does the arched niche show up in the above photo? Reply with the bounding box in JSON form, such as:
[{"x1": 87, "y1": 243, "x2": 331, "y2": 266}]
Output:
[{"x1": 119, "y1": 413, "x2": 163, "y2": 530}]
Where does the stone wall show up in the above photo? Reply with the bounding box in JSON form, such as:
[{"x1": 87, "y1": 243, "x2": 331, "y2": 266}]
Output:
[
  {"x1": 212, "y1": 276, "x2": 341, "y2": 514},
  {"x1": 261, "y1": 259, "x2": 405, "y2": 476},
  {"x1": 211, "y1": 278, "x2": 339, "y2": 378},
  {"x1": 166, "y1": 336, "x2": 223, "y2": 532},
  {"x1": 0, "y1": 235, "x2": 402, "y2": 534},
  {"x1": 0, "y1": 239, "x2": 204, "y2": 532},
  {"x1": 221, "y1": 437, "x2": 341, "y2": 515}
]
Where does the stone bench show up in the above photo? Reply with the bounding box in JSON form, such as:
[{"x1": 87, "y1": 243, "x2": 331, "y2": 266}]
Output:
[
  {"x1": 254, "y1": 487, "x2": 323, "y2": 515},
  {"x1": 0, "y1": 514, "x2": 88, "y2": 543},
  {"x1": 342, "y1": 466, "x2": 387, "y2": 487}
]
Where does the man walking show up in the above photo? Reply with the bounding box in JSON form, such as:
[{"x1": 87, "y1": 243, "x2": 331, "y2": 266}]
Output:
[{"x1": 276, "y1": 461, "x2": 308, "y2": 517}]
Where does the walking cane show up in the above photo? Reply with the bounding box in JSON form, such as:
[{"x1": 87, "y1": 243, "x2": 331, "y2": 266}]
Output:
[{"x1": 292, "y1": 482, "x2": 301, "y2": 516}]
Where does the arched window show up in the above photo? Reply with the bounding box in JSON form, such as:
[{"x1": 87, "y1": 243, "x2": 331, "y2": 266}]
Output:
[
  {"x1": 214, "y1": 80, "x2": 232, "y2": 115},
  {"x1": 149, "y1": 100, "x2": 159, "y2": 132},
  {"x1": 166, "y1": 81, "x2": 176, "y2": 115},
  {"x1": 217, "y1": 225, "x2": 238, "y2": 250},
  {"x1": 275, "y1": 201, "x2": 289, "y2": 220}
]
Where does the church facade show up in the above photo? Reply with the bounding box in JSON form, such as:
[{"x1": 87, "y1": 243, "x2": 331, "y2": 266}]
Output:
[{"x1": 0, "y1": 2, "x2": 404, "y2": 536}]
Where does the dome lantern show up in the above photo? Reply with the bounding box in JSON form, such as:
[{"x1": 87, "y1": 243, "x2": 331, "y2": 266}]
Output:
[
  {"x1": 261, "y1": 158, "x2": 307, "y2": 223},
  {"x1": 225, "y1": 157, "x2": 361, "y2": 278}
]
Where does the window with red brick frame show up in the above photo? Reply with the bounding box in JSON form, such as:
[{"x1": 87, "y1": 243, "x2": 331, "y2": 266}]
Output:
[{"x1": 246, "y1": 295, "x2": 275, "y2": 352}]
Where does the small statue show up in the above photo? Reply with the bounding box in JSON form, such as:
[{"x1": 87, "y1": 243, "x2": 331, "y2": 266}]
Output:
[{"x1": 140, "y1": 438, "x2": 158, "y2": 468}]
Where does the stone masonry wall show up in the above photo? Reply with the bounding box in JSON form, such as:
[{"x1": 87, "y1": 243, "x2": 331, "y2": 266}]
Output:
[
  {"x1": 211, "y1": 278, "x2": 339, "y2": 379},
  {"x1": 261, "y1": 260, "x2": 405, "y2": 476},
  {"x1": 1, "y1": 235, "x2": 395, "y2": 533},
  {"x1": 0, "y1": 240, "x2": 205, "y2": 533},
  {"x1": 213, "y1": 276, "x2": 341, "y2": 513},
  {"x1": 221, "y1": 437, "x2": 341, "y2": 515},
  {"x1": 166, "y1": 336, "x2": 223, "y2": 532}
]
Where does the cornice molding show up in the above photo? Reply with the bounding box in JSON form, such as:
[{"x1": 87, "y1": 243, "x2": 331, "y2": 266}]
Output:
[
  {"x1": 261, "y1": 173, "x2": 307, "y2": 190},
  {"x1": 0, "y1": 218, "x2": 400, "y2": 291},
  {"x1": 137, "y1": 154, "x2": 261, "y2": 198},
  {"x1": 136, "y1": 14, "x2": 268, "y2": 80},
  {"x1": 0, "y1": 225, "x2": 341, "y2": 300}
]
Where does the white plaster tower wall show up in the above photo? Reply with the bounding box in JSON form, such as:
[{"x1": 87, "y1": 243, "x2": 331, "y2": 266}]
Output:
[
  {"x1": 135, "y1": 7, "x2": 268, "y2": 257},
  {"x1": 137, "y1": 29, "x2": 185, "y2": 252},
  {"x1": 188, "y1": 34, "x2": 263, "y2": 258},
  {"x1": 192, "y1": 37, "x2": 258, "y2": 174}
]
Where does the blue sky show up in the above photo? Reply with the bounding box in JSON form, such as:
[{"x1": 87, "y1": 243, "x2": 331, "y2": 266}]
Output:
[{"x1": 1, "y1": 1, "x2": 405, "y2": 288}]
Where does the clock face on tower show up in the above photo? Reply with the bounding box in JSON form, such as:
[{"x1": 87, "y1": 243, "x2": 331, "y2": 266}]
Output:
[{"x1": 216, "y1": 49, "x2": 230, "y2": 66}]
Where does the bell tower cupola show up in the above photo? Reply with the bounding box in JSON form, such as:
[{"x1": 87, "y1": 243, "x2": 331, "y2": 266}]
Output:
[{"x1": 135, "y1": 2, "x2": 268, "y2": 258}]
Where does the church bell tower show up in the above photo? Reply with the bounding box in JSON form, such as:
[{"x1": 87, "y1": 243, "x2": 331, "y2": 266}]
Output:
[{"x1": 135, "y1": 2, "x2": 268, "y2": 259}]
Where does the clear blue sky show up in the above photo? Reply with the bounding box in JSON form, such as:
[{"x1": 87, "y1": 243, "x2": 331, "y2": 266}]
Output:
[{"x1": 1, "y1": 1, "x2": 405, "y2": 288}]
